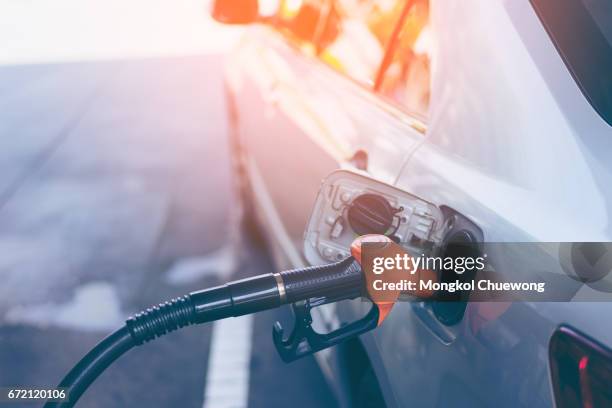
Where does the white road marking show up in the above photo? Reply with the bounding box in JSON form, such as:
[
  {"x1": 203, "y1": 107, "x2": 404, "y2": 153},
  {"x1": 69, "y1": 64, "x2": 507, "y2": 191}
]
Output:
[{"x1": 203, "y1": 314, "x2": 254, "y2": 408}]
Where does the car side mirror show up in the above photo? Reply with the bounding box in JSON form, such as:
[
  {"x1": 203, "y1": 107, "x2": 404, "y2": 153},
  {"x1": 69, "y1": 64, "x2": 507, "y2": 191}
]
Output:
[{"x1": 211, "y1": 0, "x2": 259, "y2": 25}]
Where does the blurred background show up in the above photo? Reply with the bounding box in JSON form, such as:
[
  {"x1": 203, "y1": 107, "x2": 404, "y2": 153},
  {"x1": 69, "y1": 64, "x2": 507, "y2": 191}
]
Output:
[
  {"x1": 0, "y1": 1, "x2": 335, "y2": 406},
  {"x1": 0, "y1": 0, "x2": 241, "y2": 64}
]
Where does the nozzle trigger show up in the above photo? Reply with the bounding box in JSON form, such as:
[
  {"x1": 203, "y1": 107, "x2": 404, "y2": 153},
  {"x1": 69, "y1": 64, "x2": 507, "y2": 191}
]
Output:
[{"x1": 272, "y1": 299, "x2": 379, "y2": 363}]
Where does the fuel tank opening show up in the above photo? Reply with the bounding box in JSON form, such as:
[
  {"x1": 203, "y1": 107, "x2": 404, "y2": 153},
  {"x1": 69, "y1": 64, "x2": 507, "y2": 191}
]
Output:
[{"x1": 432, "y1": 229, "x2": 480, "y2": 326}]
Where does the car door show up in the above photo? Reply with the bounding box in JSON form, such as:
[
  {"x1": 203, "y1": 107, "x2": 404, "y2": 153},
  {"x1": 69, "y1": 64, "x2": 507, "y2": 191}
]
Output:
[
  {"x1": 225, "y1": 0, "x2": 427, "y2": 270},
  {"x1": 369, "y1": 1, "x2": 612, "y2": 407}
]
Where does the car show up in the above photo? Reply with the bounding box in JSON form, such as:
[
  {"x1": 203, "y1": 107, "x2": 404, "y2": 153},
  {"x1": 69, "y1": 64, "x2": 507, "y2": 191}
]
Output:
[{"x1": 212, "y1": 0, "x2": 612, "y2": 407}]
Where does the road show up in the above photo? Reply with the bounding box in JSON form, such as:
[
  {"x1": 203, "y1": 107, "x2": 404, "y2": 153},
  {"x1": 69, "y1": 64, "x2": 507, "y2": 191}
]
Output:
[{"x1": 0, "y1": 56, "x2": 335, "y2": 407}]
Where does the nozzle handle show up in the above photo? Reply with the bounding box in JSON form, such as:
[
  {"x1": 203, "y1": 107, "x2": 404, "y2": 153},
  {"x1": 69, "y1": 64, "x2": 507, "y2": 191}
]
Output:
[{"x1": 279, "y1": 256, "x2": 363, "y2": 303}]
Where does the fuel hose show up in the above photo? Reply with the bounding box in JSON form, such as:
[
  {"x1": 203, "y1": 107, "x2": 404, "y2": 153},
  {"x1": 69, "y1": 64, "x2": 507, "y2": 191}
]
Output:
[{"x1": 44, "y1": 256, "x2": 364, "y2": 408}]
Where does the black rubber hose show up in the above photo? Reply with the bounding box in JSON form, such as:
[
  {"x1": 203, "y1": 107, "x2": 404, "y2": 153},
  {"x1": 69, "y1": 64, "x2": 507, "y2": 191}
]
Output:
[
  {"x1": 44, "y1": 327, "x2": 135, "y2": 408},
  {"x1": 44, "y1": 295, "x2": 200, "y2": 408}
]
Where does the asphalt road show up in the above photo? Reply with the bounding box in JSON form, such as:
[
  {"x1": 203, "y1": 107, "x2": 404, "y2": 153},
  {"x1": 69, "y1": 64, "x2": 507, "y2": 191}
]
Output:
[{"x1": 0, "y1": 56, "x2": 335, "y2": 407}]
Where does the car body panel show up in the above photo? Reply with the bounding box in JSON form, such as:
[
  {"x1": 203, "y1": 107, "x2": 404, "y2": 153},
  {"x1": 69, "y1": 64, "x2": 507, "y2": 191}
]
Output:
[
  {"x1": 224, "y1": 0, "x2": 612, "y2": 406},
  {"x1": 354, "y1": 1, "x2": 612, "y2": 407}
]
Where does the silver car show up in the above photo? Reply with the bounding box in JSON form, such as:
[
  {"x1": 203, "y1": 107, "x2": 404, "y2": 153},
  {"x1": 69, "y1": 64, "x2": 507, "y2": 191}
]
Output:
[{"x1": 213, "y1": 0, "x2": 612, "y2": 406}]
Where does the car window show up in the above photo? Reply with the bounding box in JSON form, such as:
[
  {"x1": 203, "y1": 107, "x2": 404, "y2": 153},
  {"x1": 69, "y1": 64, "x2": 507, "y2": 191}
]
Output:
[
  {"x1": 309, "y1": 0, "x2": 422, "y2": 88},
  {"x1": 270, "y1": 0, "x2": 431, "y2": 119},
  {"x1": 315, "y1": 0, "x2": 431, "y2": 118},
  {"x1": 375, "y1": 0, "x2": 430, "y2": 120},
  {"x1": 530, "y1": 0, "x2": 612, "y2": 126}
]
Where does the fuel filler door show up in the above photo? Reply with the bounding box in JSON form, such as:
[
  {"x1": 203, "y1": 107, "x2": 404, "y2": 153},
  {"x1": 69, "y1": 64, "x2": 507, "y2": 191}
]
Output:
[{"x1": 304, "y1": 170, "x2": 446, "y2": 264}]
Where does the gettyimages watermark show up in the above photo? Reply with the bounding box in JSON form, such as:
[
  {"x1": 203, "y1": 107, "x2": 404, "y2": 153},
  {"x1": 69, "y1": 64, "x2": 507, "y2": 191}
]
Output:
[{"x1": 360, "y1": 241, "x2": 612, "y2": 302}]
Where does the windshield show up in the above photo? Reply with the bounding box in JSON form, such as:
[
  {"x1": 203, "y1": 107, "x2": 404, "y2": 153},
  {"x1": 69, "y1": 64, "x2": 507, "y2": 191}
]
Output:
[{"x1": 531, "y1": 0, "x2": 612, "y2": 126}]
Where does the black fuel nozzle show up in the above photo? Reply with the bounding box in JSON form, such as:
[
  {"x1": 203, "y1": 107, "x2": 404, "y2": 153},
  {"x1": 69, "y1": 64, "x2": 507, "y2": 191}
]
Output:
[
  {"x1": 268, "y1": 234, "x2": 398, "y2": 362},
  {"x1": 271, "y1": 256, "x2": 380, "y2": 362}
]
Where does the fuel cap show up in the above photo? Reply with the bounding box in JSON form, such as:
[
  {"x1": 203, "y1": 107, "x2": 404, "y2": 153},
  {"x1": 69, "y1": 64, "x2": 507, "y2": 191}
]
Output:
[{"x1": 347, "y1": 193, "x2": 397, "y2": 236}]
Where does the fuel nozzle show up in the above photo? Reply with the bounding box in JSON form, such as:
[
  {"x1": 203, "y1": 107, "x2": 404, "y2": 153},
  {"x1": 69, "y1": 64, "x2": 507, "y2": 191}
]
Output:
[{"x1": 272, "y1": 234, "x2": 394, "y2": 362}]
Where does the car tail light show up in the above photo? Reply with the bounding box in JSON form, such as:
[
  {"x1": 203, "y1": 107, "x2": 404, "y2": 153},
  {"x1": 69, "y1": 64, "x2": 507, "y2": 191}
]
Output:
[{"x1": 549, "y1": 326, "x2": 612, "y2": 408}]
